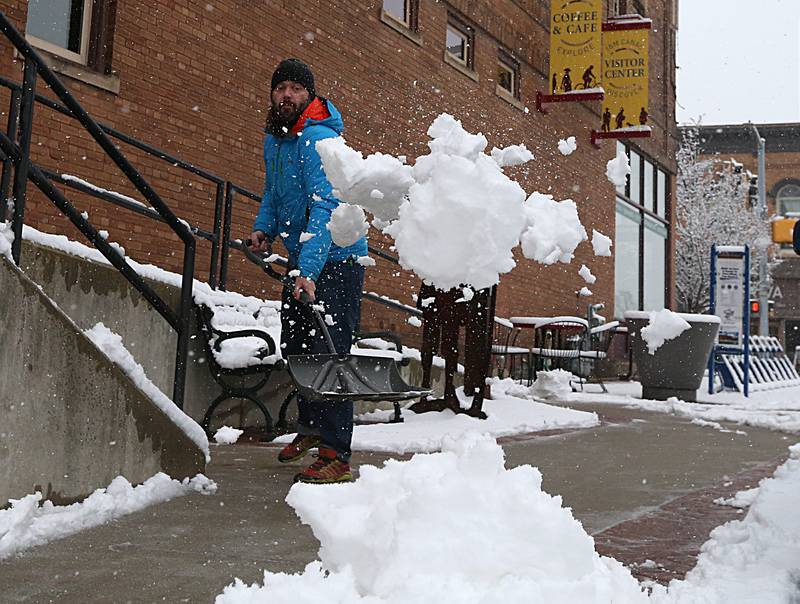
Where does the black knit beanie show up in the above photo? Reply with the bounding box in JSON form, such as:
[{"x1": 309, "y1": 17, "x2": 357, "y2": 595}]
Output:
[{"x1": 271, "y1": 58, "x2": 316, "y2": 98}]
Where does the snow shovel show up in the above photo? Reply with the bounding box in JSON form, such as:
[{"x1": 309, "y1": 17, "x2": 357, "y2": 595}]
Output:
[{"x1": 241, "y1": 242, "x2": 431, "y2": 403}]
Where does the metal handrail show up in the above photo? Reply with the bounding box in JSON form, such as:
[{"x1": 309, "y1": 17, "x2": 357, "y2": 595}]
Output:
[
  {"x1": 0, "y1": 75, "x2": 225, "y2": 286},
  {"x1": 0, "y1": 75, "x2": 226, "y2": 185},
  {"x1": 0, "y1": 11, "x2": 194, "y2": 408},
  {"x1": 0, "y1": 10, "x2": 414, "y2": 408}
]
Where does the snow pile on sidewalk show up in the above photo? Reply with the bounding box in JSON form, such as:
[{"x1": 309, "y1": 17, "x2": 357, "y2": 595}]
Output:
[
  {"x1": 569, "y1": 380, "x2": 800, "y2": 434},
  {"x1": 216, "y1": 434, "x2": 648, "y2": 604},
  {"x1": 0, "y1": 473, "x2": 215, "y2": 560},
  {"x1": 214, "y1": 426, "x2": 244, "y2": 445},
  {"x1": 85, "y1": 323, "x2": 211, "y2": 461},
  {"x1": 652, "y1": 443, "x2": 800, "y2": 603},
  {"x1": 640, "y1": 309, "x2": 692, "y2": 354},
  {"x1": 273, "y1": 379, "x2": 599, "y2": 455},
  {"x1": 531, "y1": 369, "x2": 576, "y2": 399}
]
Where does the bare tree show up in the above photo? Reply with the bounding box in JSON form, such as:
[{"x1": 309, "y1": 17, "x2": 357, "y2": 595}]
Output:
[{"x1": 676, "y1": 129, "x2": 772, "y2": 313}]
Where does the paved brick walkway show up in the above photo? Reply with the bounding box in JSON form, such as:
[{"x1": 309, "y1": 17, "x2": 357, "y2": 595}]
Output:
[{"x1": 594, "y1": 456, "x2": 785, "y2": 585}]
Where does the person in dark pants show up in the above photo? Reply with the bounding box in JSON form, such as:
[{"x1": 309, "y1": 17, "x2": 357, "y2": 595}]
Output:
[{"x1": 249, "y1": 58, "x2": 367, "y2": 483}]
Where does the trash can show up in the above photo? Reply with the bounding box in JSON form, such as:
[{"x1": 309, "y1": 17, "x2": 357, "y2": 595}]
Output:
[{"x1": 624, "y1": 311, "x2": 720, "y2": 402}]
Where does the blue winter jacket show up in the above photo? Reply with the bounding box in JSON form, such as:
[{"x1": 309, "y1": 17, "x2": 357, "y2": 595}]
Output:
[{"x1": 253, "y1": 98, "x2": 367, "y2": 281}]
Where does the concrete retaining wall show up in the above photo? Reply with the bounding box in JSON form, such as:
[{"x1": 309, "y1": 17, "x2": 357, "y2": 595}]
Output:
[
  {"x1": 16, "y1": 241, "x2": 294, "y2": 427},
  {"x1": 0, "y1": 255, "x2": 205, "y2": 507},
  {"x1": 14, "y1": 241, "x2": 455, "y2": 428}
]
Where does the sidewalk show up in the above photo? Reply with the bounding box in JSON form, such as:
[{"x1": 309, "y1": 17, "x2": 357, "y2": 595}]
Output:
[{"x1": 0, "y1": 399, "x2": 791, "y2": 603}]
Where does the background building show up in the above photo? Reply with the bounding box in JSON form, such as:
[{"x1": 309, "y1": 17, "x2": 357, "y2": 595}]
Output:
[
  {"x1": 0, "y1": 0, "x2": 679, "y2": 342},
  {"x1": 691, "y1": 123, "x2": 800, "y2": 352}
]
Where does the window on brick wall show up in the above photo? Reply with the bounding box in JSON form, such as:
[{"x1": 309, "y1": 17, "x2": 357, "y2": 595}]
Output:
[
  {"x1": 26, "y1": 0, "x2": 117, "y2": 73},
  {"x1": 497, "y1": 51, "x2": 519, "y2": 99},
  {"x1": 614, "y1": 142, "x2": 672, "y2": 316},
  {"x1": 382, "y1": 0, "x2": 418, "y2": 31},
  {"x1": 613, "y1": 0, "x2": 646, "y2": 17},
  {"x1": 445, "y1": 17, "x2": 474, "y2": 69}
]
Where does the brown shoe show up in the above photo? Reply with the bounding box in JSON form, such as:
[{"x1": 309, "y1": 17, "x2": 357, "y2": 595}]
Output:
[
  {"x1": 277, "y1": 434, "x2": 321, "y2": 463},
  {"x1": 294, "y1": 447, "x2": 353, "y2": 484}
]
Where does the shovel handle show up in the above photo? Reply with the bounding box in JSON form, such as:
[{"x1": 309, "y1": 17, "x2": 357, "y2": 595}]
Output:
[{"x1": 240, "y1": 240, "x2": 339, "y2": 355}]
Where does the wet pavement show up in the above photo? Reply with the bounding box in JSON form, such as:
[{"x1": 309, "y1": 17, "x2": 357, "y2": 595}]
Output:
[{"x1": 0, "y1": 399, "x2": 793, "y2": 603}]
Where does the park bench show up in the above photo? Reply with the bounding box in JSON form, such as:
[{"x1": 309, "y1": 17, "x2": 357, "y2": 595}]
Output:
[
  {"x1": 195, "y1": 288, "x2": 412, "y2": 435},
  {"x1": 193, "y1": 290, "x2": 285, "y2": 437}
]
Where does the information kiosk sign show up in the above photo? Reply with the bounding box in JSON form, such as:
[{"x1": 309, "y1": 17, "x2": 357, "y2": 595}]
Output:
[{"x1": 708, "y1": 245, "x2": 750, "y2": 396}]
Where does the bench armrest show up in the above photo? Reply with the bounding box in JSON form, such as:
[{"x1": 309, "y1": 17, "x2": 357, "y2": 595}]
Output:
[{"x1": 212, "y1": 329, "x2": 277, "y2": 358}]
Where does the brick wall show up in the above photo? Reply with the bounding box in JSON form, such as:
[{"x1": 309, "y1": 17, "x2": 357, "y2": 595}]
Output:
[{"x1": 0, "y1": 0, "x2": 678, "y2": 344}]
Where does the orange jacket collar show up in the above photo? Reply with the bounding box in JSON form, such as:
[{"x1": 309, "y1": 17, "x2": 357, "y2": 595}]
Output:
[{"x1": 291, "y1": 97, "x2": 330, "y2": 136}]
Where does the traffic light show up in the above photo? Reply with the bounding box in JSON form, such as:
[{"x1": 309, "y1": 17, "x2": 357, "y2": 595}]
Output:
[
  {"x1": 750, "y1": 299, "x2": 775, "y2": 315},
  {"x1": 748, "y1": 175, "x2": 759, "y2": 207}
]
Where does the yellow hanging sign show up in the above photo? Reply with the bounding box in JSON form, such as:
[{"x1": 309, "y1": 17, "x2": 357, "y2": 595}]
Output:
[
  {"x1": 601, "y1": 22, "x2": 650, "y2": 132},
  {"x1": 549, "y1": 0, "x2": 603, "y2": 95}
]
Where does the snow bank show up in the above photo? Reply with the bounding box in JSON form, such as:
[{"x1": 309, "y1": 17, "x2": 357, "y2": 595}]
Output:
[
  {"x1": 639, "y1": 310, "x2": 692, "y2": 355},
  {"x1": 652, "y1": 443, "x2": 800, "y2": 603},
  {"x1": 0, "y1": 473, "x2": 215, "y2": 560},
  {"x1": 214, "y1": 426, "x2": 244, "y2": 445},
  {"x1": 0, "y1": 221, "x2": 12, "y2": 260},
  {"x1": 520, "y1": 192, "x2": 587, "y2": 265},
  {"x1": 558, "y1": 136, "x2": 577, "y2": 156},
  {"x1": 714, "y1": 487, "x2": 758, "y2": 509},
  {"x1": 84, "y1": 323, "x2": 210, "y2": 461},
  {"x1": 217, "y1": 434, "x2": 647, "y2": 604}
]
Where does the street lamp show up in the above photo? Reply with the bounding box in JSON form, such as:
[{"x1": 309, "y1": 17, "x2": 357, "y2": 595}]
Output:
[{"x1": 748, "y1": 122, "x2": 769, "y2": 337}]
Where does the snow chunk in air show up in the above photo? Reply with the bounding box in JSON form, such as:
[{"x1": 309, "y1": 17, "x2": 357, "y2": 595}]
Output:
[
  {"x1": 592, "y1": 229, "x2": 612, "y2": 256},
  {"x1": 558, "y1": 136, "x2": 577, "y2": 156},
  {"x1": 606, "y1": 148, "x2": 631, "y2": 187},
  {"x1": 490, "y1": 143, "x2": 534, "y2": 167},
  {"x1": 327, "y1": 203, "x2": 369, "y2": 247},
  {"x1": 383, "y1": 114, "x2": 526, "y2": 291},
  {"x1": 316, "y1": 136, "x2": 413, "y2": 221},
  {"x1": 520, "y1": 192, "x2": 587, "y2": 265},
  {"x1": 578, "y1": 264, "x2": 597, "y2": 284}
]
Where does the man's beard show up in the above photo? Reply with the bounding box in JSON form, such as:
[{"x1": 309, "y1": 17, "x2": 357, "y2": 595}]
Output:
[{"x1": 267, "y1": 99, "x2": 309, "y2": 137}]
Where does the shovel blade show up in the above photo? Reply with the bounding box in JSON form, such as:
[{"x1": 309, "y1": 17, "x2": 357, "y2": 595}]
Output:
[{"x1": 287, "y1": 354, "x2": 430, "y2": 401}]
